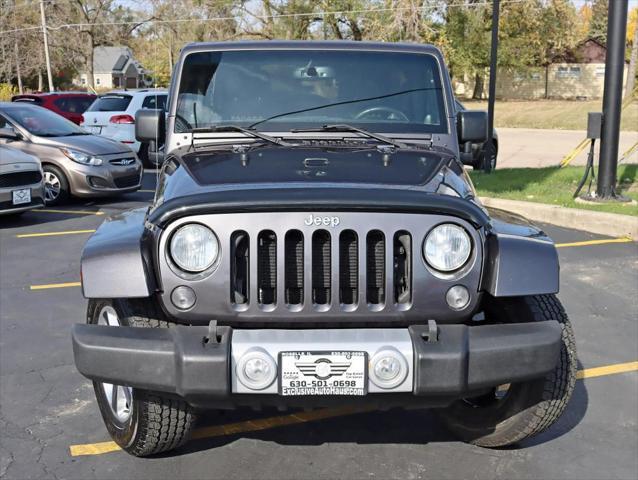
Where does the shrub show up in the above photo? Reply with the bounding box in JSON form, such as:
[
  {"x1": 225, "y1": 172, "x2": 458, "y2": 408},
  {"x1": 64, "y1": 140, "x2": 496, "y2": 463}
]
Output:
[{"x1": 0, "y1": 83, "x2": 17, "y2": 101}]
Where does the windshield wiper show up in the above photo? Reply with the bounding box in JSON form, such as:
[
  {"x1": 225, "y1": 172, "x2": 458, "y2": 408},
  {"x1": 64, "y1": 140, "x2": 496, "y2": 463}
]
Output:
[
  {"x1": 190, "y1": 125, "x2": 293, "y2": 147},
  {"x1": 291, "y1": 124, "x2": 408, "y2": 149},
  {"x1": 65, "y1": 132, "x2": 90, "y2": 136}
]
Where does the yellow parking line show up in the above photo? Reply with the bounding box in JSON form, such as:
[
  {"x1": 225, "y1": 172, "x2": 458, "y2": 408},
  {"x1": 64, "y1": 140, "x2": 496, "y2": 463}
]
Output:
[
  {"x1": 16, "y1": 229, "x2": 96, "y2": 238},
  {"x1": 576, "y1": 361, "x2": 638, "y2": 380},
  {"x1": 556, "y1": 238, "x2": 633, "y2": 248},
  {"x1": 68, "y1": 360, "x2": 637, "y2": 457},
  {"x1": 29, "y1": 282, "x2": 81, "y2": 290},
  {"x1": 38, "y1": 209, "x2": 104, "y2": 216},
  {"x1": 69, "y1": 441, "x2": 121, "y2": 457}
]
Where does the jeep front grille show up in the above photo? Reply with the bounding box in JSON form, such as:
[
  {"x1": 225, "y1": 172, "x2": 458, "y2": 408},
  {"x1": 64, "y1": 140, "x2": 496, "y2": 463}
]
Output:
[
  {"x1": 366, "y1": 230, "x2": 385, "y2": 306},
  {"x1": 284, "y1": 231, "x2": 304, "y2": 305},
  {"x1": 229, "y1": 227, "x2": 412, "y2": 310},
  {"x1": 312, "y1": 230, "x2": 331, "y2": 306},
  {"x1": 257, "y1": 231, "x2": 277, "y2": 305},
  {"x1": 339, "y1": 230, "x2": 358, "y2": 306}
]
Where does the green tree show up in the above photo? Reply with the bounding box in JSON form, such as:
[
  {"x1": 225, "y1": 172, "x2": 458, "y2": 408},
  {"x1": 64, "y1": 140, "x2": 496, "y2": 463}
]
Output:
[{"x1": 588, "y1": 0, "x2": 608, "y2": 43}]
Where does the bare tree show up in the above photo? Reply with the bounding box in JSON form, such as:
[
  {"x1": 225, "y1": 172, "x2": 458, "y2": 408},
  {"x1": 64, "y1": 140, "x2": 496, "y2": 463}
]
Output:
[
  {"x1": 63, "y1": 0, "x2": 114, "y2": 88},
  {"x1": 625, "y1": 23, "x2": 637, "y2": 99}
]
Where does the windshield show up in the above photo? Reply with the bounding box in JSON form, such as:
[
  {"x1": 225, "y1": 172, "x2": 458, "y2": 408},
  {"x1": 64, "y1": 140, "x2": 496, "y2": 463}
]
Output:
[
  {"x1": 175, "y1": 50, "x2": 447, "y2": 134},
  {"x1": 5, "y1": 105, "x2": 87, "y2": 136}
]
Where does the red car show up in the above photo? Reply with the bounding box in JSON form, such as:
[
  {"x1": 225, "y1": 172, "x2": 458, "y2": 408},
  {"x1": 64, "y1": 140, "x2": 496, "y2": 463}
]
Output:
[{"x1": 11, "y1": 92, "x2": 97, "y2": 125}]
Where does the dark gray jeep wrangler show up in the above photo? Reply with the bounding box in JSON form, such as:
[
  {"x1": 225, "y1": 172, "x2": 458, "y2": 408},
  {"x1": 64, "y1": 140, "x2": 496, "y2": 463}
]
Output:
[{"x1": 72, "y1": 41, "x2": 576, "y2": 456}]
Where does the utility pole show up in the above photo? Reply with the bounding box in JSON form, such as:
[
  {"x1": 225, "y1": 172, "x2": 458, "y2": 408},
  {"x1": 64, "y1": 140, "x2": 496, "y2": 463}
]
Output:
[
  {"x1": 39, "y1": 0, "x2": 54, "y2": 92},
  {"x1": 14, "y1": 39, "x2": 23, "y2": 94},
  {"x1": 485, "y1": 0, "x2": 500, "y2": 173},
  {"x1": 597, "y1": 0, "x2": 628, "y2": 199}
]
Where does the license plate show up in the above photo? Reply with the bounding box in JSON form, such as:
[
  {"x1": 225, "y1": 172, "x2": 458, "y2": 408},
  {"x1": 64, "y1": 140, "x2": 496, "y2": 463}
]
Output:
[
  {"x1": 279, "y1": 351, "x2": 367, "y2": 396},
  {"x1": 12, "y1": 188, "x2": 30, "y2": 205},
  {"x1": 87, "y1": 126, "x2": 102, "y2": 135}
]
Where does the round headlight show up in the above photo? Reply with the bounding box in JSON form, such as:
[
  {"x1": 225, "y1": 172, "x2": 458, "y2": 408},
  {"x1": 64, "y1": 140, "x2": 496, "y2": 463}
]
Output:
[
  {"x1": 169, "y1": 224, "x2": 219, "y2": 273},
  {"x1": 424, "y1": 224, "x2": 471, "y2": 272}
]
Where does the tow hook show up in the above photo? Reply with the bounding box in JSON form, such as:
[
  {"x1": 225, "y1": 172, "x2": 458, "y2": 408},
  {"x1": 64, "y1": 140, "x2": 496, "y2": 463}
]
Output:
[
  {"x1": 422, "y1": 319, "x2": 439, "y2": 343},
  {"x1": 204, "y1": 320, "x2": 222, "y2": 345}
]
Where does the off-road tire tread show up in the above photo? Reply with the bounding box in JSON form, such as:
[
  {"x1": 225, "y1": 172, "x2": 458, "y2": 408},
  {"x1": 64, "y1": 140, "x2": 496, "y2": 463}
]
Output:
[
  {"x1": 116, "y1": 298, "x2": 173, "y2": 329},
  {"x1": 441, "y1": 294, "x2": 577, "y2": 448},
  {"x1": 119, "y1": 298, "x2": 195, "y2": 456},
  {"x1": 126, "y1": 391, "x2": 195, "y2": 457},
  {"x1": 476, "y1": 295, "x2": 576, "y2": 447},
  {"x1": 89, "y1": 298, "x2": 195, "y2": 456}
]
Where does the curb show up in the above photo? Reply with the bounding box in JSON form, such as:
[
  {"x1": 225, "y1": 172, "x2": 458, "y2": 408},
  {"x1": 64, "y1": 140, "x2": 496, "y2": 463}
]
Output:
[{"x1": 479, "y1": 197, "x2": 638, "y2": 240}]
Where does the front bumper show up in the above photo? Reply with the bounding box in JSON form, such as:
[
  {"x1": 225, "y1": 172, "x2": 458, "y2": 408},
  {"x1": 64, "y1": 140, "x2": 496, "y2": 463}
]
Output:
[
  {"x1": 72, "y1": 321, "x2": 561, "y2": 409},
  {"x1": 0, "y1": 183, "x2": 45, "y2": 215},
  {"x1": 68, "y1": 161, "x2": 143, "y2": 197}
]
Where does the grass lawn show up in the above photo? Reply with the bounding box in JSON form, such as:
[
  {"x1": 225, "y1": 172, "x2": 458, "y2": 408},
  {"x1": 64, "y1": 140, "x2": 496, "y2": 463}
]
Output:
[
  {"x1": 462, "y1": 99, "x2": 638, "y2": 131},
  {"x1": 469, "y1": 165, "x2": 638, "y2": 217}
]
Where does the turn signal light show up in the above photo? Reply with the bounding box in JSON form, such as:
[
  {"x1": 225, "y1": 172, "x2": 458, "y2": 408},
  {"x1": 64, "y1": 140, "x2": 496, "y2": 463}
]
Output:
[{"x1": 109, "y1": 114, "x2": 135, "y2": 124}]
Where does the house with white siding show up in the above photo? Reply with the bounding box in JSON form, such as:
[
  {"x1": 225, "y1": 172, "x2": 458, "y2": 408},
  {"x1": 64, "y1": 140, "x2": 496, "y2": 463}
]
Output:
[{"x1": 75, "y1": 46, "x2": 151, "y2": 90}]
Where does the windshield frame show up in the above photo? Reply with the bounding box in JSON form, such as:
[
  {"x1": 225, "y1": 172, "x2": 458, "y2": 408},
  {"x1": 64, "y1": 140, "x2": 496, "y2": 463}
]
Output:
[
  {"x1": 2, "y1": 104, "x2": 89, "y2": 137},
  {"x1": 169, "y1": 45, "x2": 452, "y2": 140}
]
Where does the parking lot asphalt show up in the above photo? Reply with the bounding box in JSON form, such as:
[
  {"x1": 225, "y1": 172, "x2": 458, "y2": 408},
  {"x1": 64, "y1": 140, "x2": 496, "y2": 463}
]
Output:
[{"x1": 1, "y1": 171, "x2": 637, "y2": 480}]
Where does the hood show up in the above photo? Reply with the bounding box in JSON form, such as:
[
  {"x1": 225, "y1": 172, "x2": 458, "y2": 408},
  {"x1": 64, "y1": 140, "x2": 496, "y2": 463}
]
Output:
[
  {"x1": 182, "y1": 145, "x2": 450, "y2": 185},
  {"x1": 156, "y1": 144, "x2": 465, "y2": 205},
  {"x1": 0, "y1": 145, "x2": 39, "y2": 166},
  {"x1": 33, "y1": 134, "x2": 132, "y2": 156},
  {"x1": 150, "y1": 145, "x2": 488, "y2": 226}
]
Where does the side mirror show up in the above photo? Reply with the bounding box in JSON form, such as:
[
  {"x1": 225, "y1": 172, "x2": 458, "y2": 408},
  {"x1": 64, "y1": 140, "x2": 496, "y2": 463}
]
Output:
[
  {"x1": 0, "y1": 126, "x2": 21, "y2": 141},
  {"x1": 135, "y1": 109, "x2": 165, "y2": 143},
  {"x1": 457, "y1": 110, "x2": 488, "y2": 143},
  {"x1": 147, "y1": 141, "x2": 165, "y2": 166}
]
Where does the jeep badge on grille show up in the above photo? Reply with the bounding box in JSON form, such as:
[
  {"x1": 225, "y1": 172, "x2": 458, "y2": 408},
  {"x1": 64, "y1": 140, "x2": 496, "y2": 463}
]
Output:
[{"x1": 304, "y1": 214, "x2": 340, "y2": 227}]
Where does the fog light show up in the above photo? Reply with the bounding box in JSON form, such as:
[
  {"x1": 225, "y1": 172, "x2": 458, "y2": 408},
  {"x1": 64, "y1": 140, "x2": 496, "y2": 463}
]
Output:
[
  {"x1": 171, "y1": 286, "x2": 196, "y2": 310},
  {"x1": 237, "y1": 349, "x2": 277, "y2": 390},
  {"x1": 446, "y1": 285, "x2": 470, "y2": 310},
  {"x1": 370, "y1": 348, "x2": 408, "y2": 389},
  {"x1": 374, "y1": 357, "x2": 401, "y2": 381}
]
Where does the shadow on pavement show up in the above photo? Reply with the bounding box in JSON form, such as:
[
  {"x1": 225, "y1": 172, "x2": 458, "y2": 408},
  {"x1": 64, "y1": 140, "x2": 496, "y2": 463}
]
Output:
[
  {"x1": 162, "y1": 368, "x2": 588, "y2": 458},
  {"x1": 169, "y1": 408, "x2": 455, "y2": 458}
]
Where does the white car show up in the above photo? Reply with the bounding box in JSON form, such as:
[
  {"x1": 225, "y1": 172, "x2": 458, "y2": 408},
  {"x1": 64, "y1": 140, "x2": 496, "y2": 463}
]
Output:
[{"x1": 81, "y1": 89, "x2": 167, "y2": 166}]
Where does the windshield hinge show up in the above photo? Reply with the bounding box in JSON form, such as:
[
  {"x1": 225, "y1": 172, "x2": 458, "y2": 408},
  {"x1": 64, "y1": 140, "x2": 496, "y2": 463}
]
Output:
[
  {"x1": 232, "y1": 145, "x2": 250, "y2": 166},
  {"x1": 377, "y1": 144, "x2": 394, "y2": 166}
]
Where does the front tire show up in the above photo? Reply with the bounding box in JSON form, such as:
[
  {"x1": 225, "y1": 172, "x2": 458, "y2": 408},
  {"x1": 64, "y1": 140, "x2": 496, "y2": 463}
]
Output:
[
  {"x1": 43, "y1": 165, "x2": 69, "y2": 205},
  {"x1": 87, "y1": 298, "x2": 195, "y2": 456},
  {"x1": 477, "y1": 140, "x2": 497, "y2": 173},
  {"x1": 438, "y1": 294, "x2": 577, "y2": 447}
]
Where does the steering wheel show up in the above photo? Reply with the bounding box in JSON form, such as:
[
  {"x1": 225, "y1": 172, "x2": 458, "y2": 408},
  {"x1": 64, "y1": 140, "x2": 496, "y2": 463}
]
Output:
[{"x1": 354, "y1": 107, "x2": 409, "y2": 122}]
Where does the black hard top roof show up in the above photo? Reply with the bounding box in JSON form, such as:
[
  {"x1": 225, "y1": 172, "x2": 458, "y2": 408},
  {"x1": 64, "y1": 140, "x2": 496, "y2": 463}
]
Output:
[{"x1": 180, "y1": 40, "x2": 443, "y2": 57}]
